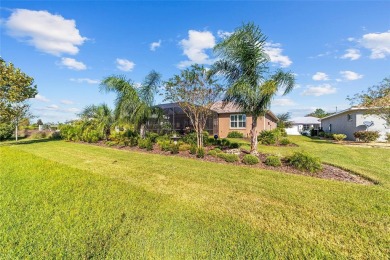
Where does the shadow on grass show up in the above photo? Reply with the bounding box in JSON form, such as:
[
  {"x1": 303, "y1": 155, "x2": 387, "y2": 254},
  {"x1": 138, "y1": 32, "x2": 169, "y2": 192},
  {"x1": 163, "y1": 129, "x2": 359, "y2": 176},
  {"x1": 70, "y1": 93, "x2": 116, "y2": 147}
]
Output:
[{"x1": 0, "y1": 138, "x2": 62, "y2": 146}]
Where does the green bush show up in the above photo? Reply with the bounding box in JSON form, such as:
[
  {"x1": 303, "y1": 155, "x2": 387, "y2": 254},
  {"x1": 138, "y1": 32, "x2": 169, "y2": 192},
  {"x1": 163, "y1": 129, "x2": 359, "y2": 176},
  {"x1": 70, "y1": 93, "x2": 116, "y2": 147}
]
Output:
[
  {"x1": 158, "y1": 140, "x2": 171, "y2": 151},
  {"x1": 82, "y1": 129, "x2": 101, "y2": 143},
  {"x1": 227, "y1": 131, "x2": 244, "y2": 138},
  {"x1": 332, "y1": 134, "x2": 347, "y2": 142},
  {"x1": 189, "y1": 144, "x2": 197, "y2": 155},
  {"x1": 217, "y1": 153, "x2": 239, "y2": 163},
  {"x1": 324, "y1": 133, "x2": 333, "y2": 139},
  {"x1": 257, "y1": 130, "x2": 276, "y2": 145},
  {"x1": 242, "y1": 154, "x2": 259, "y2": 165},
  {"x1": 221, "y1": 138, "x2": 231, "y2": 147},
  {"x1": 196, "y1": 147, "x2": 205, "y2": 158},
  {"x1": 386, "y1": 133, "x2": 390, "y2": 143},
  {"x1": 287, "y1": 151, "x2": 322, "y2": 173},
  {"x1": 49, "y1": 131, "x2": 62, "y2": 140},
  {"x1": 146, "y1": 132, "x2": 159, "y2": 143},
  {"x1": 213, "y1": 148, "x2": 222, "y2": 153},
  {"x1": 207, "y1": 150, "x2": 218, "y2": 157},
  {"x1": 0, "y1": 123, "x2": 14, "y2": 141},
  {"x1": 170, "y1": 144, "x2": 179, "y2": 154},
  {"x1": 229, "y1": 142, "x2": 240, "y2": 149},
  {"x1": 138, "y1": 138, "x2": 153, "y2": 150},
  {"x1": 30, "y1": 131, "x2": 47, "y2": 139},
  {"x1": 264, "y1": 155, "x2": 281, "y2": 167},
  {"x1": 179, "y1": 143, "x2": 191, "y2": 151},
  {"x1": 353, "y1": 131, "x2": 380, "y2": 142},
  {"x1": 279, "y1": 138, "x2": 291, "y2": 146}
]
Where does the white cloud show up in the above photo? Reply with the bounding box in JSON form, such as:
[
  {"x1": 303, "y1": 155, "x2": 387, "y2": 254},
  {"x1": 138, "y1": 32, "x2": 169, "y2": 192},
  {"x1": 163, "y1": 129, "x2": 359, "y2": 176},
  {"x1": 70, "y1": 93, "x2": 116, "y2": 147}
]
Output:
[
  {"x1": 273, "y1": 98, "x2": 296, "y2": 106},
  {"x1": 70, "y1": 78, "x2": 99, "y2": 84},
  {"x1": 5, "y1": 9, "x2": 86, "y2": 56},
  {"x1": 312, "y1": 72, "x2": 329, "y2": 81},
  {"x1": 33, "y1": 94, "x2": 50, "y2": 102},
  {"x1": 178, "y1": 30, "x2": 216, "y2": 68},
  {"x1": 150, "y1": 40, "x2": 161, "y2": 51},
  {"x1": 66, "y1": 108, "x2": 80, "y2": 113},
  {"x1": 60, "y1": 100, "x2": 74, "y2": 105},
  {"x1": 264, "y1": 42, "x2": 292, "y2": 68},
  {"x1": 217, "y1": 30, "x2": 233, "y2": 39},
  {"x1": 360, "y1": 30, "x2": 390, "y2": 59},
  {"x1": 341, "y1": 48, "x2": 361, "y2": 60},
  {"x1": 116, "y1": 58, "x2": 135, "y2": 71},
  {"x1": 302, "y1": 84, "x2": 337, "y2": 96},
  {"x1": 340, "y1": 70, "x2": 363, "y2": 81},
  {"x1": 46, "y1": 104, "x2": 60, "y2": 110},
  {"x1": 60, "y1": 58, "x2": 86, "y2": 70}
]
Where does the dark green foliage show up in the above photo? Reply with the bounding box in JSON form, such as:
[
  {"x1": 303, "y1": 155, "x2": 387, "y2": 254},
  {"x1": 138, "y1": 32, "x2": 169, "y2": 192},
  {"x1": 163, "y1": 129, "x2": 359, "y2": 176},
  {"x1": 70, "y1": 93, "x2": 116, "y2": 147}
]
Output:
[
  {"x1": 217, "y1": 153, "x2": 239, "y2": 163},
  {"x1": 279, "y1": 138, "x2": 291, "y2": 146},
  {"x1": 196, "y1": 147, "x2": 205, "y2": 158},
  {"x1": 182, "y1": 132, "x2": 197, "y2": 145},
  {"x1": 227, "y1": 131, "x2": 244, "y2": 138},
  {"x1": 242, "y1": 154, "x2": 259, "y2": 165},
  {"x1": 146, "y1": 132, "x2": 159, "y2": 143},
  {"x1": 59, "y1": 124, "x2": 83, "y2": 141},
  {"x1": 264, "y1": 155, "x2": 281, "y2": 167},
  {"x1": 82, "y1": 129, "x2": 101, "y2": 143},
  {"x1": 354, "y1": 131, "x2": 380, "y2": 142},
  {"x1": 206, "y1": 137, "x2": 216, "y2": 146},
  {"x1": 287, "y1": 152, "x2": 322, "y2": 173},
  {"x1": 221, "y1": 138, "x2": 231, "y2": 147},
  {"x1": 189, "y1": 144, "x2": 197, "y2": 155},
  {"x1": 0, "y1": 123, "x2": 13, "y2": 141},
  {"x1": 257, "y1": 130, "x2": 276, "y2": 145},
  {"x1": 49, "y1": 131, "x2": 62, "y2": 140},
  {"x1": 229, "y1": 142, "x2": 240, "y2": 149}
]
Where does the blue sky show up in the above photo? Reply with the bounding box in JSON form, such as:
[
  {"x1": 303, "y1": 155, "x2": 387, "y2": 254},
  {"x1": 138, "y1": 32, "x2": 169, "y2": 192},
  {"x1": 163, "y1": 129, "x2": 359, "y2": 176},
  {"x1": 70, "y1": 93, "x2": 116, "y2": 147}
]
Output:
[{"x1": 1, "y1": 1, "x2": 390, "y2": 123}]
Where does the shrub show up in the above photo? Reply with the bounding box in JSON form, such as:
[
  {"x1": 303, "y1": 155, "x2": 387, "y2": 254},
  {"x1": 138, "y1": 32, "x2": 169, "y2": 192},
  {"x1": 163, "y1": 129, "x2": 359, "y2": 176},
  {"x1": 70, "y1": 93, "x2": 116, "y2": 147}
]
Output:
[
  {"x1": 49, "y1": 131, "x2": 62, "y2": 140},
  {"x1": 207, "y1": 150, "x2": 218, "y2": 157},
  {"x1": 158, "y1": 140, "x2": 171, "y2": 151},
  {"x1": 279, "y1": 138, "x2": 291, "y2": 146},
  {"x1": 0, "y1": 123, "x2": 14, "y2": 141},
  {"x1": 264, "y1": 155, "x2": 281, "y2": 167},
  {"x1": 227, "y1": 131, "x2": 244, "y2": 138},
  {"x1": 242, "y1": 154, "x2": 259, "y2": 165},
  {"x1": 287, "y1": 151, "x2": 322, "y2": 173},
  {"x1": 354, "y1": 131, "x2": 380, "y2": 142},
  {"x1": 386, "y1": 133, "x2": 390, "y2": 143},
  {"x1": 213, "y1": 148, "x2": 222, "y2": 153},
  {"x1": 217, "y1": 153, "x2": 239, "y2": 163},
  {"x1": 196, "y1": 147, "x2": 205, "y2": 158},
  {"x1": 170, "y1": 144, "x2": 179, "y2": 154},
  {"x1": 189, "y1": 144, "x2": 197, "y2": 155},
  {"x1": 257, "y1": 130, "x2": 276, "y2": 145},
  {"x1": 332, "y1": 134, "x2": 347, "y2": 142},
  {"x1": 146, "y1": 132, "x2": 159, "y2": 143},
  {"x1": 229, "y1": 142, "x2": 240, "y2": 149},
  {"x1": 138, "y1": 138, "x2": 153, "y2": 150},
  {"x1": 221, "y1": 138, "x2": 231, "y2": 147},
  {"x1": 179, "y1": 143, "x2": 191, "y2": 151},
  {"x1": 30, "y1": 131, "x2": 47, "y2": 139}
]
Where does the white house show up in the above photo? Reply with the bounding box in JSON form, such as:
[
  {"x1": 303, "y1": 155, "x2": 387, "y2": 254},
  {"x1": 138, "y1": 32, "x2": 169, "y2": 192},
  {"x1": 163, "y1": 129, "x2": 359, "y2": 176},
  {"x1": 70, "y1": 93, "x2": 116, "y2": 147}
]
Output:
[
  {"x1": 285, "y1": 116, "x2": 321, "y2": 135},
  {"x1": 320, "y1": 107, "x2": 389, "y2": 141}
]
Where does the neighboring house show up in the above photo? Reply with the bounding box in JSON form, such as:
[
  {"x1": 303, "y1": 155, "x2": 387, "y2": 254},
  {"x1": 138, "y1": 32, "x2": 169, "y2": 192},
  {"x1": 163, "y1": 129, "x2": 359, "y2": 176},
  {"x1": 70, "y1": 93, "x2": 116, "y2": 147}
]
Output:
[
  {"x1": 210, "y1": 101, "x2": 278, "y2": 138},
  {"x1": 285, "y1": 116, "x2": 321, "y2": 135},
  {"x1": 320, "y1": 107, "x2": 389, "y2": 141},
  {"x1": 156, "y1": 102, "x2": 279, "y2": 138}
]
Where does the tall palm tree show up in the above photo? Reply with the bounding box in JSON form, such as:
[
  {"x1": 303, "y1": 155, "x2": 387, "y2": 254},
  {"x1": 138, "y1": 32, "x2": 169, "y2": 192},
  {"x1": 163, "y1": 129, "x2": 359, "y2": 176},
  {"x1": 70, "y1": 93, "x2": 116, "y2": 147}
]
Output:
[
  {"x1": 78, "y1": 103, "x2": 113, "y2": 140},
  {"x1": 211, "y1": 22, "x2": 295, "y2": 154},
  {"x1": 100, "y1": 70, "x2": 162, "y2": 138}
]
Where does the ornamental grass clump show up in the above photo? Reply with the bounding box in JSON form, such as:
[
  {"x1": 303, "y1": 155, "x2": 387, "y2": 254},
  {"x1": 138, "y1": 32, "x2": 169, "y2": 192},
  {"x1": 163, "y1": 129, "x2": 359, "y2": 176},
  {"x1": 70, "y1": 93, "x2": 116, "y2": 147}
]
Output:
[
  {"x1": 287, "y1": 151, "x2": 322, "y2": 173},
  {"x1": 332, "y1": 134, "x2": 347, "y2": 142},
  {"x1": 196, "y1": 147, "x2": 205, "y2": 158},
  {"x1": 242, "y1": 154, "x2": 259, "y2": 165},
  {"x1": 217, "y1": 153, "x2": 239, "y2": 163},
  {"x1": 264, "y1": 155, "x2": 281, "y2": 167}
]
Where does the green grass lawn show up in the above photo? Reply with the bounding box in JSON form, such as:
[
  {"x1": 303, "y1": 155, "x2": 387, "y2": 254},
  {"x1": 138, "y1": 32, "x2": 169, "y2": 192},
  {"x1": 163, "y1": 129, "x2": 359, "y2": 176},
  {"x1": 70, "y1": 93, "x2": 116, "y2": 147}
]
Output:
[{"x1": 0, "y1": 137, "x2": 389, "y2": 258}]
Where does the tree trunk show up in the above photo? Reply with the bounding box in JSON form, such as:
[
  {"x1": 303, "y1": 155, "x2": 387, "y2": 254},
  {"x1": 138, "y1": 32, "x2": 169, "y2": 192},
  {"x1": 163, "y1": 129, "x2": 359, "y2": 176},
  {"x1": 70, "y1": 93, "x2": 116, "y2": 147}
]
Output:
[
  {"x1": 250, "y1": 116, "x2": 258, "y2": 155},
  {"x1": 15, "y1": 123, "x2": 18, "y2": 141},
  {"x1": 140, "y1": 124, "x2": 146, "y2": 139}
]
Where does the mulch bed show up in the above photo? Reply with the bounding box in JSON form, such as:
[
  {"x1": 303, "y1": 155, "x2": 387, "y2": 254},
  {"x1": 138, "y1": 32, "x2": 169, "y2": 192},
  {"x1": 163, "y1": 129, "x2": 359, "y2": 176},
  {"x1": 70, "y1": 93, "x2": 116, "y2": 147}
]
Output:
[{"x1": 85, "y1": 141, "x2": 374, "y2": 185}]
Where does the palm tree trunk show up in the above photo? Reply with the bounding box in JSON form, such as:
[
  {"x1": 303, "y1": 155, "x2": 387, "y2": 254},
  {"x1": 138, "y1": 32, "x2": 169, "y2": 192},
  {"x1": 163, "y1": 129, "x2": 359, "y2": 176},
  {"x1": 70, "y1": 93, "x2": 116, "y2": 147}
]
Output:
[{"x1": 250, "y1": 116, "x2": 258, "y2": 155}]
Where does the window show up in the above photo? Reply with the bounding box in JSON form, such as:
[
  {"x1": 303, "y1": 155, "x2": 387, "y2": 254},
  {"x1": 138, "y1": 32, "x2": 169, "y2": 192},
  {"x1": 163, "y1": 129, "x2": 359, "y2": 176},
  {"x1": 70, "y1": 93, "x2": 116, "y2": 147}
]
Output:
[
  {"x1": 230, "y1": 114, "x2": 246, "y2": 128},
  {"x1": 347, "y1": 114, "x2": 352, "y2": 121}
]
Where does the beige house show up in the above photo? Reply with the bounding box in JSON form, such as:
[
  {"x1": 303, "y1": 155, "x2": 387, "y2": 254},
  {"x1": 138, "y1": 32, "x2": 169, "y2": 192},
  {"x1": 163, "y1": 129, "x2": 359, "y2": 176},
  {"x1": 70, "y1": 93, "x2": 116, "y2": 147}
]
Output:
[{"x1": 211, "y1": 101, "x2": 279, "y2": 138}]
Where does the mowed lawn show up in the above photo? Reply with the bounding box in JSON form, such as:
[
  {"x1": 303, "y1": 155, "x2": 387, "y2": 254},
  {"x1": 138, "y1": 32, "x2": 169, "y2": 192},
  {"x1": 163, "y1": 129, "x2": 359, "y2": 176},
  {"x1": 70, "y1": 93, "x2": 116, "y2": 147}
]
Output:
[{"x1": 0, "y1": 137, "x2": 389, "y2": 258}]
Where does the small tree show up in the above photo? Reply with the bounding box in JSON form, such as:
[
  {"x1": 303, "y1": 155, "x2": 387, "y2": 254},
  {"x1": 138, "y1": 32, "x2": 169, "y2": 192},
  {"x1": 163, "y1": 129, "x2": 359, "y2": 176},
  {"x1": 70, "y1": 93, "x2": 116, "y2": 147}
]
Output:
[
  {"x1": 165, "y1": 64, "x2": 223, "y2": 148},
  {"x1": 348, "y1": 77, "x2": 390, "y2": 127},
  {"x1": 306, "y1": 108, "x2": 333, "y2": 118},
  {"x1": 277, "y1": 112, "x2": 293, "y2": 129}
]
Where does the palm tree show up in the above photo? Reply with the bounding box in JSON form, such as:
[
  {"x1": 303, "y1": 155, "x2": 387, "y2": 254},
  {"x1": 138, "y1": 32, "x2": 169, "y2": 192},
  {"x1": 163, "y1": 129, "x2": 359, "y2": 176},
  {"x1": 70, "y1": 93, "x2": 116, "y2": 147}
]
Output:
[
  {"x1": 100, "y1": 70, "x2": 162, "y2": 138},
  {"x1": 78, "y1": 103, "x2": 113, "y2": 140},
  {"x1": 211, "y1": 22, "x2": 295, "y2": 154}
]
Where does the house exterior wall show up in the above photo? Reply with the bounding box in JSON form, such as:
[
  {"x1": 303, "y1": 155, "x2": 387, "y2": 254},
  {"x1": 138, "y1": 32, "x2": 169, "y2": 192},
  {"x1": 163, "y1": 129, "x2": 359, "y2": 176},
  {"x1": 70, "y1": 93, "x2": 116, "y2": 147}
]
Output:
[
  {"x1": 321, "y1": 110, "x2": 389, "y2": 141},
  {"x1": 216, "y1": 113, "x2": 277, "y2": 138}
]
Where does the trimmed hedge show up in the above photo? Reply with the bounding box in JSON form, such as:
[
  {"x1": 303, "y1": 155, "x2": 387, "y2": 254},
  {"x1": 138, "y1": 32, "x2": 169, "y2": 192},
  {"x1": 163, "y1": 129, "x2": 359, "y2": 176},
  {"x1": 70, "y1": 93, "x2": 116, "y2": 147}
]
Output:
[
  {"x1": 227, "y1": 131, "x2": 244, "y2": 138},
  {"x1": 354, "y1": 131, "x2": 380, "y2": 142},
  {"x1": 242, "y1": 154, "x2": 259, "y2": 165},
  {"x1": 217, "y1": 153, "x2": 239, "y2": 163}
]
